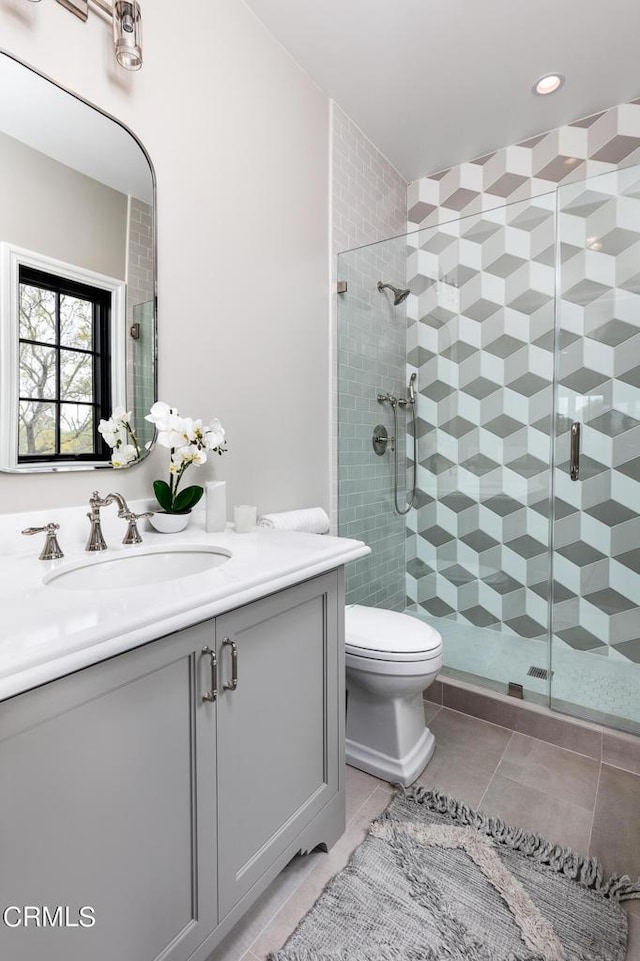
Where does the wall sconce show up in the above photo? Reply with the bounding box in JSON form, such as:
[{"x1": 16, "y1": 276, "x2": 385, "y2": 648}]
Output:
[{"x1": 54, "y1": 0, "x2": 143, "y2": 71}]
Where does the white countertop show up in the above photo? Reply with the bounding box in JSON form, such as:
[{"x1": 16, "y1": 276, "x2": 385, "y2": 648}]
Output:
[{"x1": 0, "y1": 503, "x2": 370, "y2": 702}]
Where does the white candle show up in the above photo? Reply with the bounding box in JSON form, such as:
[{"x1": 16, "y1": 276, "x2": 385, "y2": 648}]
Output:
[
  {"x1": 233, "y1": 505, "x2": 257, "y2": 533},
  {"x1": 206, "y1": 481, "x2": 227, "y2": 532}
]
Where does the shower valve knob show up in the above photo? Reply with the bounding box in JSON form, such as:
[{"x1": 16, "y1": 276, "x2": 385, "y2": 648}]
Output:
[{"x1": 372, "y1": 425, "x2": 389, "y2": 456}]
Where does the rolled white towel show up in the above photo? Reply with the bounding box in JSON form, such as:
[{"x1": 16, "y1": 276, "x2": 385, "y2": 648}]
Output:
[{"x1": 258, "y1": 507, "x2": 330, "y2": 534}]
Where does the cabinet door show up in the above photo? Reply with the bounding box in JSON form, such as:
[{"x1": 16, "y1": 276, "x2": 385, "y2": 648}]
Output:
[
  {"x1": 216, "y1": 571, "x2": 340, "y2": 919},
  {"x1": 0, "y1": 621, "x2": 218, "y2": 961}
]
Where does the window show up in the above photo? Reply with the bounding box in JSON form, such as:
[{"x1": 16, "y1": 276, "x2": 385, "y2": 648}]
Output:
[{"x1": 18, "y1": 266, "x2": 112, "y2": 463}]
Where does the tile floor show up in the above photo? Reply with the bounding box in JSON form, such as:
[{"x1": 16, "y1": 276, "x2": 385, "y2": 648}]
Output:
[{"x1": 210, "y1": 705, "x2": 640, "y2": 961}]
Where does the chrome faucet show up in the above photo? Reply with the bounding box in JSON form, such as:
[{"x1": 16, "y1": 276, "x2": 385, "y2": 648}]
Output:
[
  {"x1": 121, "y1": 509, "x2": 153, "y2": 545},
  {"x1": 22, "y1": 522, "x2": 64, "y2": 560},
  {"x1": 86, "y1": 491, "x2": 153, "y2": 551}
]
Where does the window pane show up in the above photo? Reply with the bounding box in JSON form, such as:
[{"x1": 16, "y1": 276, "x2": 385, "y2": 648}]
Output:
[
  {"x1": 19, "y1": 343, "x2": 57, "y2": 400},
  {"x1": 60, "y1": 404, "x2": 94, "y2": 454},
  {"x1": 60, "y1": 349, "x2": 93, "y2": 403},
  {"x1": 19, "y1": 284, "x2": 56, "y2": 344},
  {"x1": 19, "y1": 401, "x2": 56, "y2": 456},
  {"x1": 60, "y1": 295, "x2": 93, "y2": 351}
]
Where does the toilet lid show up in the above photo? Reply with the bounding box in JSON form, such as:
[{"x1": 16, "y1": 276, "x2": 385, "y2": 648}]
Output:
[{"x1": 345, "y1": 605, "x2": 442, "y2": 662}]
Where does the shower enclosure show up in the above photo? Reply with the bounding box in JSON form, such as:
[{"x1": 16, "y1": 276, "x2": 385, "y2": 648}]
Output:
[{"x1": 337, "y1": 163, "x2": 640, "y2": 736}]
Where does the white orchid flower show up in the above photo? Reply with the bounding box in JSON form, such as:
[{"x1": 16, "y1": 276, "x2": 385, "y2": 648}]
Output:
[
  {"x1": 170, "y1": 447, "x2": 188, "y2": 467},
  {"x1": 99, "y1": 407, "x2": 141, "y2": 461},
  {"x1": 97, "y1": 418, "x2": 114, "y2": 446},
  {"x1": 111, "y1": 406, "x2": 132, "y2": 425},
  {"x1": 157, "y1": 423, "x2": 188, "y2": 449},
  {"x1": 111, "y1": 444, "x2": 138, "y2": 468},
  {"x1": 145, "y1": 401, "x2": 172, "y2": 426},
  {"x1": 171, "y1": 444, "x2": 207, "y2": 467},
  {"x1": 180, "y1": 417, "x2": 198, "y2": 444},
  {"x1": 190, "y1": 446, "x2": 207, "y2": 466},
  {"x1": 98, "y1": 417, "x2": 126, "y2": 449},
  {"x1": 205, "y1": 418, "x2": 226, "y2": 450}
]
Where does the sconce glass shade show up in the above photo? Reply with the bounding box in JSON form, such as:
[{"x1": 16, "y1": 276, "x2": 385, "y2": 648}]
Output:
[{"x1": 113, "y1": 0, "x2": 142, "y2": 71}]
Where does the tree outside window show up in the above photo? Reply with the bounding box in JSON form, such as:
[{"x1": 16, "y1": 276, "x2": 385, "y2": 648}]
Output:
[{"x1": 18, "y1": 266, "x2": 112, "y2": 463}]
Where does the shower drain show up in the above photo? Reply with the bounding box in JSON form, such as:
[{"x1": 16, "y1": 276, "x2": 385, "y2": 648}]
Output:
[{"x1": 527, "y1": 665, "x2": 553, "y2": 680}]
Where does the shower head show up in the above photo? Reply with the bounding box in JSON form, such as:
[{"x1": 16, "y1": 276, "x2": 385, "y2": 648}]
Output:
[{"x1": 377, "y1": 281, "x2": 410, "y2": 306}]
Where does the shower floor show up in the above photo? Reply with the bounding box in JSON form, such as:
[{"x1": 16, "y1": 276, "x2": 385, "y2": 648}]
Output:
[{"x1": 407, "y1": 608, "x2": 640, "y2": 735}]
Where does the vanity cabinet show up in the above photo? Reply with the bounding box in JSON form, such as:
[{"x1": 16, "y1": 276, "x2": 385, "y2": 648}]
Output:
[
  {"x1": 0, "y1": 618, "x2": 219, "y2": 961},
  {"x1": 216, "y1": 571, "x2": 340, "y2": 921},
  {"x1": 0, "y1": 569, "x2": 344, "y2": 961}
]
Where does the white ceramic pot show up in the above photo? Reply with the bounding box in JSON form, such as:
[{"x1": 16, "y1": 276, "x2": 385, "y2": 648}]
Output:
[{"x1": 148, "y1": 510, "x2": 191, "y2": 534}]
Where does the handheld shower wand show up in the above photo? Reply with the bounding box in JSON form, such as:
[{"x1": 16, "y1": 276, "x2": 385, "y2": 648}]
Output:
[{"x1": 377, "y1": 373, "x2": 419, "y2": 515}]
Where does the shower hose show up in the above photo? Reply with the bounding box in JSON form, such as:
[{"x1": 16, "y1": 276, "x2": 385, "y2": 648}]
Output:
[{"x1": 391, "y1": 398, "x2": 417, "y2": 516}]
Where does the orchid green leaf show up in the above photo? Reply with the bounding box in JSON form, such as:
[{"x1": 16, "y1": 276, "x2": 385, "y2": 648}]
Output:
[
  {"x1": 173, "y1": 485, "x2": 204, "y2": 513},
  {"x1": 153, "y1": 479, "x2": 173, "y2": 512}
]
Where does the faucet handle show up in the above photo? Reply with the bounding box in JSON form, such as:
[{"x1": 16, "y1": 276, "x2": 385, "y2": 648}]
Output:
[
  {"x1": 89, "y1": 490, "x2": 104, "y2": 507},
  {"x1": 122, "y1": 510, "x2": 154, "y2": 545},
  {"x1": 22, "y1": 523, "x2": 64, "y2": 560}
]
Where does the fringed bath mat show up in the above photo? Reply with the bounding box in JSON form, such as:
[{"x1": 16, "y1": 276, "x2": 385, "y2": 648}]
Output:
[{"x1": 271, "y1": 787, "x2": 640, "y2": 961}]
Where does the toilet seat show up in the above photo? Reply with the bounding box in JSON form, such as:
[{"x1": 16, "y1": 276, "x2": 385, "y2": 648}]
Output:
[{"x1": 345, "y1": 604, "x2": 442, "y2": 663}]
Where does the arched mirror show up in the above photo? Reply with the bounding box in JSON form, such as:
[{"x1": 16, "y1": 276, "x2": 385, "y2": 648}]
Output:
[{"x1": 0, "y1": 51, "x2": 156, "y2": 472}]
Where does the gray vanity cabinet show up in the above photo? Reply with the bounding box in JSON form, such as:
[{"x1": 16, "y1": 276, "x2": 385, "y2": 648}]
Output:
[
  {"x1": 215, "y1": 570, "x2": 341, "y2": 920},
  {"x1": 0, "y1": 619, "x2": 218, "y2": 961},
  {"x1": 0, "y1": 569, "x2": 344, "y2": 961}
]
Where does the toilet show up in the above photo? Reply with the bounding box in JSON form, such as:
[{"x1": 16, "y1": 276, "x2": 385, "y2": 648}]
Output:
[{"x1": 345, "y1": 605, "x2": 443, "y2": 786}]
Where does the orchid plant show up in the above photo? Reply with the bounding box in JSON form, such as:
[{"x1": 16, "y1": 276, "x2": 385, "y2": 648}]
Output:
[
  {"x1": 97, "y1": 406, "x2": 141, "y2": 468},
  {"x1": 145, "y1": 402, "x2": 227, "y2": 514},
  {"x1": 98, "y1": 401, "x2": 227, "y2": 514}
]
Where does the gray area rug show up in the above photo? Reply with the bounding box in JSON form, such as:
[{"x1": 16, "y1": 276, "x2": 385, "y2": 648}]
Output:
[{"x1": 271, "y1": 787, "x2": 640, "y2": 961}]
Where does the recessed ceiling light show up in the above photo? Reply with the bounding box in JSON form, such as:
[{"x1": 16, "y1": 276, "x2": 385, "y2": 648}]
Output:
[{"x1": 533, "y1": 74, "x2": 565, "y2": 96}]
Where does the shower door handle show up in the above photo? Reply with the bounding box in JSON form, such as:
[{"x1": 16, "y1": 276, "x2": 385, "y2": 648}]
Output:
[{"x1": 569, "y1": 422, "x2": 581, "y2": 481}]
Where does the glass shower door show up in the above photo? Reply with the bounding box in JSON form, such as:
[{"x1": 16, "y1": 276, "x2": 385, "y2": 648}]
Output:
[
  {"x1": 551, "y1": 164, "x2": 640, "y2": 733},
  {"x1": 404, "y1": 195, "x2": 557, "y2": 703}
]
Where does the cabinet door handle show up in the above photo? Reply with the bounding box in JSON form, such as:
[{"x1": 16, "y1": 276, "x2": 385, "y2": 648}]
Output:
[
  {"x1": 222, "y1": 637, "x2": 238, "y2": 692},
  {"x1": 202, "y1": 646, "x2": 218, "y2": 702}
]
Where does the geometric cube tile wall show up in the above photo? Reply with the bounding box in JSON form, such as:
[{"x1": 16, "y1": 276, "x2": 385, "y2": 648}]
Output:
[
  {"x1": 405, "y1": 99, "x2": 640, "y2": 663},
  {"x1": 405, "y1": 194, "x2": 556, "y2": 643},
  {"x1": 408, "y1": 101, "x2": 640, "y2": 233},
  {"x1": 554, "y1": 166, "x2": 640, "y2": 661}
]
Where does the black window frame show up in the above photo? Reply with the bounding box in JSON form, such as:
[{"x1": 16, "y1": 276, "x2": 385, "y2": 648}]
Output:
[{"x1": 17, "y1": 265, "x2": 113, "y2": 464}]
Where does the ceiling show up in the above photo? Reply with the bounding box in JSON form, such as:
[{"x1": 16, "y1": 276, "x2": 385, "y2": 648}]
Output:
[{"x1": 243, "y1": 0, "x2": 640, "y2": 182}]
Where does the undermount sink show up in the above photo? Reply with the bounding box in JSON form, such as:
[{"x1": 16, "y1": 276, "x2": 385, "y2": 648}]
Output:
[{"x1": 44, "y1": 545, "x2": 232, "y2": 591}]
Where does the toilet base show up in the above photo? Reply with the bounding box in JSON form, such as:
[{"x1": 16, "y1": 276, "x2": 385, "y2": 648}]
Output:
[
  {"x1": 346, "y1": 725, "x2": 435, "y2": 786},
  {"x1": 345, "y1": 679, "x2": 438, "y2": 786}
]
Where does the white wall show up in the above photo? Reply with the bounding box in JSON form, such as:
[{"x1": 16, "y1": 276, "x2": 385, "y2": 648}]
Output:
[
  {"x1": 0, "y1": 0, "x2": 329, "y2": 516},
  {"x1": 0, "y1": 129, "x2": 127, "y2": 278}
]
